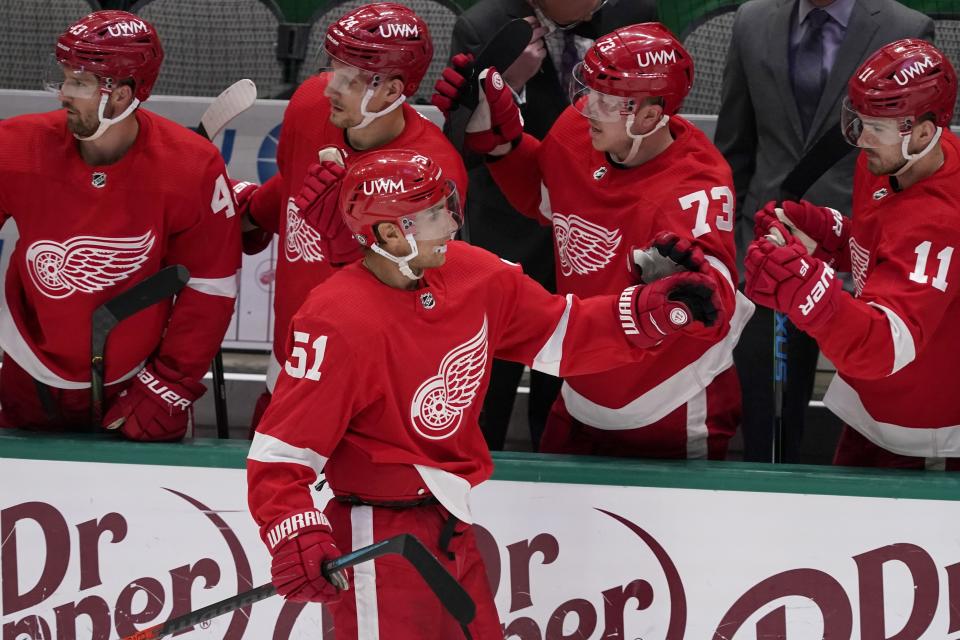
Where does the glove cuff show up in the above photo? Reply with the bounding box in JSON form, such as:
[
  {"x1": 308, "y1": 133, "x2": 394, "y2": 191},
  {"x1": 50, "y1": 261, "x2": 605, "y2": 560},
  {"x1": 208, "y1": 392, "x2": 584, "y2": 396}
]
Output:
[
  {"x1": 136, "y1": 361, "x2": 206, "y2": 411},
  {"x1": 264, "y1": 508, "x2": 333, "y2": 552}
]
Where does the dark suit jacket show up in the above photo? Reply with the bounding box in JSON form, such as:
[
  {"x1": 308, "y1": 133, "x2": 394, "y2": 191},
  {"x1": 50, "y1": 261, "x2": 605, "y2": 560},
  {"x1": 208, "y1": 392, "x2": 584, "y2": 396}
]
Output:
[
  {"x1": 445, "y1": 0, "x2": 657, "y2": 286},
  {"x1": 714, "y1": 0, "x2": 934, "y2": 280}
]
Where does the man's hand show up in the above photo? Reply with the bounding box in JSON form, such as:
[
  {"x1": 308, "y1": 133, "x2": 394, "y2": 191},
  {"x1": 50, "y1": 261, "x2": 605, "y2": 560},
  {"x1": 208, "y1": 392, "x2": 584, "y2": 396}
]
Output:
[
  {"x1": 622, "y1": 271, "x2": 726, "y2": 348},
  {"x1": 745, "y1": 220, "x2": 841, "y2": 331},
  {"x1": 103, "y1": 361, "x2": 206, "y2": 442},
  {"x1": 754, "y1": 199, "x2": 849, "y2": 265},
  {"x1": 266, "y1": 509, "x2": 349, "y2": 603},
  {"x1": 464, "y1": 68, "x2": 524, "y2": 156},
  {"x1": 292, "y1": 159, "x2": 362, "y2": 264},
  {"x1": 501, "y1": 17, "x2": 548, "y2": 92}
]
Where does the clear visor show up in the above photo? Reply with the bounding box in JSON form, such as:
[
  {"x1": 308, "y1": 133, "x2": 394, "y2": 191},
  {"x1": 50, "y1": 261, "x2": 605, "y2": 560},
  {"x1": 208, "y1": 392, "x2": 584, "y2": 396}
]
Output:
[
  {"x1": 841, "y1": 97, "x2": 913, "y2": 148},
  {"x1": 397, "y1": 185, "x2": 463, "y2": 242},
  {"x1": 319, "y1": 54, "x2": 375, "y2": 95},
  {"x1": 43, "y1": 56, "x2": 100, "y2": 99},
  {"x1": 568, "y1": 62, "x2": 634, "y2": 123}
]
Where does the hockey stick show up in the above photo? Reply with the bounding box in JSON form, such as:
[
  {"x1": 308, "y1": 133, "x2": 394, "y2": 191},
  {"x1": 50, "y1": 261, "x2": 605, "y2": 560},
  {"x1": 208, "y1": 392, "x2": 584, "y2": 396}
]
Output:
[
  {"x1": 769, "y1": 122, "x2": 853, "y2": 462},
  {"x1": 117, "y1": 533, "x2": 476, "y2": 640},
  {"x1": 194, "y1": 79, "x2": 258, "y2": 438},
  {"x1": 457, "y1": 18, "x2": 534, "y2": 111},
  {"x1": 91, "y1": 265, "x2": 191, "y2": 427}
]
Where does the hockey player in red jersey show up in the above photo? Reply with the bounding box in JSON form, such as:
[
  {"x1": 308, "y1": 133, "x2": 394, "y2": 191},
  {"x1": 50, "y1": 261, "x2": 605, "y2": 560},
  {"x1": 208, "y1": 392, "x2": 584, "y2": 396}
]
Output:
[
  {"x1": 432, "y1": 23, "x2": 753, "y2": 459},
  {"x1": 747, "y1": 39, "x2": 960, "y2": 469},
  {"x1": 0, "y1": 11, "x2": 241, "y2": 440},
  {"x1": 247, "y1": 149, "x2": 728, "y2": 638},
  {"x1": 237, "y1": 3, "x2": 467, "y2": 429}
]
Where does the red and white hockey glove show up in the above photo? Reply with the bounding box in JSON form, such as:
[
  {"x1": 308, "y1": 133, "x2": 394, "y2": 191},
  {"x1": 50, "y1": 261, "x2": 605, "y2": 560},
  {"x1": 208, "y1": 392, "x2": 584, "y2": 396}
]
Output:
[
  {"x1": 631, "y1": 231, "x2": 710, "y2": 283},
  {"x1": 265, "y1": 508, "x2": 349, "y2": 603},
  {"x1": 622, "y1": 271, "x2": 726, "y2": 348},
  {"x1": 754, "y1": 200, "x2": 850, "y2": 267},
  {"x1": 292, "y1": 160, "x2": 361, "y2": 264},
  {"x1": 103, "y1": 361, "x2": 206, "y2": 442},
  {"x1": 431, "y1": 52, "x2": 474, "y2": 118},
  {"x1": 465, "y1": 68, "x2": 523, "y2": 157},
  {"x1": 745, "y1": 221, "x2": 841, "y2": 332},
  {"x1": 233, "y1": 179, "x2": 273, "y2": 255}
]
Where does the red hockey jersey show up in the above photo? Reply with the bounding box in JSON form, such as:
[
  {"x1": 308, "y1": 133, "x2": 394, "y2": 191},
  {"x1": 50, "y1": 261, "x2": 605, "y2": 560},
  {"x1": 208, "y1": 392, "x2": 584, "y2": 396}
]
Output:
[
  {"x1": 487, "y1": 111, "x2": 752, "y2": 431},
  {"x1": 819, "y1": 131, "x2": 960, "y2": 456},
  {"x1": 0, "y1": 109, "x2": 241, "y2": 387},
  {"x1": 248, "y1": 242, "x2": 658, "y2": 527},
  {"x1": 246, "y1": 74, "x2": 467, "y2": 389}
]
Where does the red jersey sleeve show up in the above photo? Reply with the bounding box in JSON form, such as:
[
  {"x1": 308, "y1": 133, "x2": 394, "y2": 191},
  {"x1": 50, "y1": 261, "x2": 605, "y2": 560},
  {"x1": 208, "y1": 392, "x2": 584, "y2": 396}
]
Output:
[
  {"x1": 811, "y1": 213, "x2": 960, "y2": 380},
  {"x1": 247, "y1": 315, "x2": 369, "y2": 531},
  {"x1": 489, "y1": 257, "x2": 652, "y2": 376},
  {"x1": 154, "y1": 154, "x2": 242, "y2": 380},
  {"x1": 485, "y1": 134, "x2": 549, "y2": 223}
]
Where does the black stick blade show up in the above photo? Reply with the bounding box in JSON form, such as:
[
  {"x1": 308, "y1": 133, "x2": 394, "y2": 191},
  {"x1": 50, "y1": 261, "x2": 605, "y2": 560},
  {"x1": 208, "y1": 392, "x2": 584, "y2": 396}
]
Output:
[
  {"x1": 459, "y1": 18, "x2": 533, "y2": 110},
  {"x1": 780, "y1": 123, "x2": 853, "y2": 202}
]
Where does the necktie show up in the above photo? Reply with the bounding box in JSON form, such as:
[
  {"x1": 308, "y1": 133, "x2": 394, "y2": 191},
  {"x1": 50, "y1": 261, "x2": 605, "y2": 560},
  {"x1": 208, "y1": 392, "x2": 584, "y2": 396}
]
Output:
[
  {"x1": 559, "y1": 31, "x2": 580, "y2": 94},
  {"x1": 793, "y1": 8, "x2": 830, "y2": 136}
]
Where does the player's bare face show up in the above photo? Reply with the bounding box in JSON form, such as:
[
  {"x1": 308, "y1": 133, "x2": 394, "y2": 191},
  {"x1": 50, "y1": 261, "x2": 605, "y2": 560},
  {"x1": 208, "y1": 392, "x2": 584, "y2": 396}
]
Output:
[
  {"x1": 58, "y1": 70, "x2": 102, "y2": 137},
  {"x1": 587, "y1": 117, "x2": 631, "y2": 155},
  {"x1": 862, "y1": 143, "x2": 909, "y2": 175},
  {"x1": 323, "y1": 63, "x2": 391, "y2": 129},
  {"x1": 409, "y1": 237, "x2": 451, "y2": 270}
]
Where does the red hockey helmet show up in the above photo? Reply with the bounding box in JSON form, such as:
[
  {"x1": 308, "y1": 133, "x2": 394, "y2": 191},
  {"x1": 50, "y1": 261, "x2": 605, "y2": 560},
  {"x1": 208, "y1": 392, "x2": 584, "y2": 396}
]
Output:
[
  {"x1": 847, "y1": 39, "x2": 956, "y2": 128},
  {"x1": 52, "y1": 11, "x2": 163, "y2": 102},
  {"x1": 324, "y1": 3, "x2": 433, "y2": 97},
  {"x1": 340, "y1": 149, "x2": 461, "y2": 248},
  {"x1": 570, "y1": 22, "x2": 694, "y2": 119}
]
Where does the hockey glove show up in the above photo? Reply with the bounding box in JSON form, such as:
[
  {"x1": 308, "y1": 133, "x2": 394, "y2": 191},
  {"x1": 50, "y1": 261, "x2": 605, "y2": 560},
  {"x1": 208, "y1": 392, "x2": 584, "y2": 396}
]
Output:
[
  {"x1": 631, "y1": 231, "x2": 709, "y2": 283},
  {"x1": 622, "y1": 271, "x2": 725, "y2": 348},
  {"x1": 232, "y1": 179, "x2": 273, "y2": 255},
  {"x1": 465, "y1": 68, "x2": 523, "y2": 157},
  {"x1": 745, "y1": 220, "x2": 841, "y2": 332},
  {"x1": 265, "y1": 508, "x2": 349, "y2": 603},
  {"x1": 755, "y1": 200, "x2": 850, "y2": 267},
  {"x1": 431, "y1": 53, "x2": 474, "y2": 117},
  {"x1": 292, "y1": 160, "x2": 361, "y2": 264},
  {"x1": 103, "y1": 360, "x2": 206, "y2": 442}
]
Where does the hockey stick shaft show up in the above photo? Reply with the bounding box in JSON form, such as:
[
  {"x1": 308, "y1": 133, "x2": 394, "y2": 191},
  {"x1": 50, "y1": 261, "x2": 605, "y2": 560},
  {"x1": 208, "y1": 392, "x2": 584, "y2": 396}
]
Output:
[
  {"x1": 90, "y1": 265, "x2": 191, "y2": 426},
  {"x1": 771, "y1": 123, "x2": 852, "y2": 462},
  {"x1": 118, "y1": 534, "x2": 474, "y2": 640},
  {"x1": 194, "y1": 79, "x2": 257, "y2": 438}
]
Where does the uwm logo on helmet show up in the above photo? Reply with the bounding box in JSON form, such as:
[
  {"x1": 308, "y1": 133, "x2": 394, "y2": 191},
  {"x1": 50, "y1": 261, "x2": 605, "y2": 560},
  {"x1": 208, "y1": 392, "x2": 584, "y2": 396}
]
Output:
[
  {"x1": 637, "y1": 49, "x2": 677, "y2": 67},
  {"x1": 106, "y1": 19, "x2": 148, "y2": 38},
  {"x1": 379, "y1": 23, "x2": 419, "y2": 38},
  {"x1": 362, "y1": 177, "x2": 407, "y2": 196},
  {"x1": 894, "y1": 55, "x2": 935, "y2": 86}
]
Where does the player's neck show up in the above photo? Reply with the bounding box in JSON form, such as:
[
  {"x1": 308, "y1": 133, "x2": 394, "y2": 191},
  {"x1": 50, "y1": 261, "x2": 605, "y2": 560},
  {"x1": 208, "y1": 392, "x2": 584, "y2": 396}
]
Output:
[
  {"x1": 362, "y1": 252, "x2": 423, "y2": 290},
  {"x1": 345, "y1": 108, "x2": 406, "y2": 151},
  {"x1": 77, "y1": 116, "x2": 140, "y2": 166},
  {"x1": 616, "y1": 126, "x2": 674, "y2": 168},
  {"x1": 892, "y1": 143, "x2": 945, "y2": 191}
]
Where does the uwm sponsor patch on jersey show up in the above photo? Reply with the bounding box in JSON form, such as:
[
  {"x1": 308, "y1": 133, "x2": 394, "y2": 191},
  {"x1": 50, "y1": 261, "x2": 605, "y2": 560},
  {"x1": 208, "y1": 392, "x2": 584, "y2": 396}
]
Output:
[
  {"x1": 553, "y1": 213, "x2": 622, "y2": 277},
  {"x1": 25, "y1": 231, "x2": 155, "y2": 299},
  {"x1": 409, "y1": 317, "x2": 488, "y2": 440},
  {"x1": 284, "y1": 198, "x2": 325, "y2": 263}
]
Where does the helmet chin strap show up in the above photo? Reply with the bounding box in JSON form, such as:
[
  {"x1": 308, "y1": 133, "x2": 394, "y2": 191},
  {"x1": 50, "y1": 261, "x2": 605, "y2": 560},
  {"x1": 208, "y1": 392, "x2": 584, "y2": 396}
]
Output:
[
  {"x1": 615, "y1": 114, "x2": 669, "y2": 164},
  {"x1": 892, "y1": 126, "x2": 942, "y2": 176},
  {"x1": 74, "y1": 93, "x2": 140, "y2": 141},
  {"x1": 371, "y1": 233, "x2": 421, "y2": 280},
  {"x1": 350, "y1": 77, "x2": 406, "y2": 130}
]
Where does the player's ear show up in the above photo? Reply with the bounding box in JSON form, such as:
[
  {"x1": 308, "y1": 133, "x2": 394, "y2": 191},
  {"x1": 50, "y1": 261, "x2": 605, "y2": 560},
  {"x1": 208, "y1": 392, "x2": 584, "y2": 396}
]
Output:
[
  {"x1": 630, "y1": 99, "x2": 665, "y2": 135},
  {"x1": 374, "y1": 221, "x2": 403, "y2": 246},
  {"x1": 912, "y1": 119, "x2": 938, "y2": 146},
  {"x1": 382, "y1": 76, "x2": 405, "y2": 102},
  {"x1": 111, "y1": 82, "x2": 135, "y2": 109}
]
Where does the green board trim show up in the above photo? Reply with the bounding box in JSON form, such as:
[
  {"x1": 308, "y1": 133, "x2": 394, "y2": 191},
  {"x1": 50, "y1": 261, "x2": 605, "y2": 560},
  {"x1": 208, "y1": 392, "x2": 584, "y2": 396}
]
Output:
[{"x1": 3, "y1": 431, "x2": 960, "y2": 501}]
